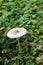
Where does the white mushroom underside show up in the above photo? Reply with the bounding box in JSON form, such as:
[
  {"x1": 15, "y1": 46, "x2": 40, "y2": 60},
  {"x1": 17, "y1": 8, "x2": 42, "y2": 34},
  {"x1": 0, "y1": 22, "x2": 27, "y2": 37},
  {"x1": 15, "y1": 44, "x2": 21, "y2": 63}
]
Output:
[{"x1": 7, "y1": 28, "x2": 27, "y2": 38}]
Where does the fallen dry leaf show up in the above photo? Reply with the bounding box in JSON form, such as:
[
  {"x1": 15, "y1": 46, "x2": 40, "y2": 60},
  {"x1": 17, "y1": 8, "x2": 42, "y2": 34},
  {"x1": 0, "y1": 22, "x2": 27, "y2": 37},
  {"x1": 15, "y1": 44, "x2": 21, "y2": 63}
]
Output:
[
  {"x1": 29, "y1": 42, "x2": 42, "y2": 50},
  {"x1": 25, "y1": 39, "x2": 30, "y2": 52},
  {"x1": 39, "y1": 52, "x2": 43, "y2": 57},
  {"x1": 0, "y1": 27, "x2": 5, "y2": 31},
  {"x1": 13, "y1": 63, "x2": 17, "y2": 65},
  {"x1": 35, "y1": 55, "x2": 43, "y2": 64},
  {"x1": 28, "y1": 20, "x2": 35, "y2": 24},
  {"x1": 25, "y1": 41, "x2": 42, "y2": 51}
]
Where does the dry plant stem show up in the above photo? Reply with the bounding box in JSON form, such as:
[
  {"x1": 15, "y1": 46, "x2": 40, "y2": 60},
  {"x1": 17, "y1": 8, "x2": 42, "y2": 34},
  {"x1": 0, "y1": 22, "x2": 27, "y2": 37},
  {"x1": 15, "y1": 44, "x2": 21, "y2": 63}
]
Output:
[{"x1": 17, "y1": 38, "x2": 21, "y2": 51}]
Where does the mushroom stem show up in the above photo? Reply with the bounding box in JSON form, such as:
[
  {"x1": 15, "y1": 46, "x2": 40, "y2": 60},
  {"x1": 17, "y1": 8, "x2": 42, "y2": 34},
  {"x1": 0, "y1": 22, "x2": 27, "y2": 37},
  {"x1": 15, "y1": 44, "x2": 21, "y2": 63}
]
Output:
[{"x1": 17, "y1": 38, "x2": 21, "y2": 51}]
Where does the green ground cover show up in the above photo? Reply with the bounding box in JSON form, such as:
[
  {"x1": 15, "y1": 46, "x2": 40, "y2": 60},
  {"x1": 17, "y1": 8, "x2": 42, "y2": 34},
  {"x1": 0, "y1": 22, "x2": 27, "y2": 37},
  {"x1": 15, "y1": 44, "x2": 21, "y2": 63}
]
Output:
[{"x1": 0, "y1": 0, "x2": 43, "y2": 65}]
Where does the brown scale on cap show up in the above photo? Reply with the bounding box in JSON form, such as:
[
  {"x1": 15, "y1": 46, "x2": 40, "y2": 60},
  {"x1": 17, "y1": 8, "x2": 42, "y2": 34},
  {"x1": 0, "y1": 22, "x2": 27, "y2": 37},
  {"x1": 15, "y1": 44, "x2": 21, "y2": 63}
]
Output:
[{"x1": 15, "y1": 30, "x2": 19, "y2": 33}]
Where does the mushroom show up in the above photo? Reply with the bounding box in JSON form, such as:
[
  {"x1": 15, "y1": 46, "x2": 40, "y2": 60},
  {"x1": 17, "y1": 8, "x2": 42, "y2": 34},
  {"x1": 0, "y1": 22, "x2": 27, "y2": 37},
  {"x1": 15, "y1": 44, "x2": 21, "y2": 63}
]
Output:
[{"x1": 7, "y1": 27, "x2": 27, "y2": 51}]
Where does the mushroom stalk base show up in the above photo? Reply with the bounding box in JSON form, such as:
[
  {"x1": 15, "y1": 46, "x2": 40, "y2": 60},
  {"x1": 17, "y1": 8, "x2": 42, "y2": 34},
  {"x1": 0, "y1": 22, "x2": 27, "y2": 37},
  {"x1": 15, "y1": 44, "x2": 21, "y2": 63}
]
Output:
[{"x1": 17, "y1": 38, "x2": 21, "y2": 51}]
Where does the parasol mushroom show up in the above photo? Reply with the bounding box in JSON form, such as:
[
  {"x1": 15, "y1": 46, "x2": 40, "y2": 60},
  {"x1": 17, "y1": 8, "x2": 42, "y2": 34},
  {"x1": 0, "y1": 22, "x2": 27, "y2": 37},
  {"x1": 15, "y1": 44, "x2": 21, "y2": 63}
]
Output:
[{"x1": 7, "y1": 27, "x2": 27, "y2": 51}]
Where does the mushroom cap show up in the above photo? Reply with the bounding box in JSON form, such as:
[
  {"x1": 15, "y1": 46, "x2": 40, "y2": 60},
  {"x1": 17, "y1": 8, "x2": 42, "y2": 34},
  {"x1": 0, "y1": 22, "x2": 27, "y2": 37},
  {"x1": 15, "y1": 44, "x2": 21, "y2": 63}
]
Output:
[{"x1": 7, "y1": 28, "x2": 27, "y2": 38}]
